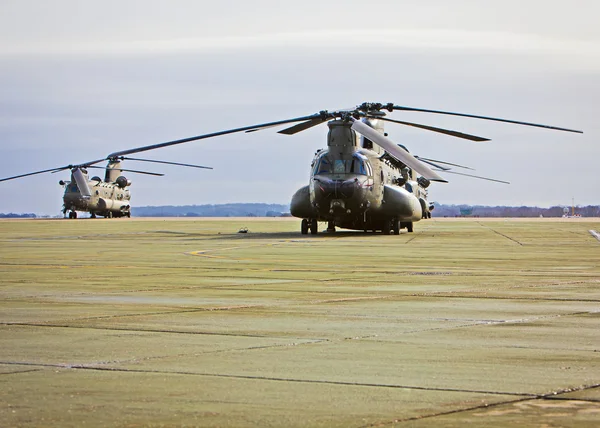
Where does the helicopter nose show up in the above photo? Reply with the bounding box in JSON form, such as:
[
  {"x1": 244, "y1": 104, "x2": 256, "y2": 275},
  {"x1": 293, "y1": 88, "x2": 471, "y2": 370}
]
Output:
[{"x1": 315, "y1": 178, "x2": 359, "y2": 199}]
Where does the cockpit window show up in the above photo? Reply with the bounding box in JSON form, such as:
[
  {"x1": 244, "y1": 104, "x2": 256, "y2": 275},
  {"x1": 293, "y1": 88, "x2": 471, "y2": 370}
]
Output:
[
  {"x1": 315, "y1": 157, "x2": 332, "y2": 174},
  {"x1": 315, "y1": 154, "x2": 370, "y2": 175},
  {"x1": 333, "y1": 160, "x2": 346, "y2": 174}
]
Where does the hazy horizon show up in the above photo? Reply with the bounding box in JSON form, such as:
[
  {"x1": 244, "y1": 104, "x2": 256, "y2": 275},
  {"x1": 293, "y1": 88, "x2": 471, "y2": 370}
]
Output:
[{"x1": 1, "y1": 1, "x2": 597, "y2": 215}]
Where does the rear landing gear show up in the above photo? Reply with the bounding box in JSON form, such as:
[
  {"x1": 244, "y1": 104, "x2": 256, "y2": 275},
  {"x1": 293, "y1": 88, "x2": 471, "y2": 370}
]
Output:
[
  {"x1": 301, "y1": 219, "x2": 318, "y2": 235},
  {"x1": 68, "y1": 211, "x2": 77, "y2": 219},
  {"x1": 327, "y1": 220, "x2": 336, "y2": 233}
]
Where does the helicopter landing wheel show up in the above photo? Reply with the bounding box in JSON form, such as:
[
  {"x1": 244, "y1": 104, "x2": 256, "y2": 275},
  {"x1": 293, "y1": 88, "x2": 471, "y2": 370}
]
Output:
[
  {"x1": 107, "y1": 211, "x2": 113, "y2": 219},
  {"x1": 69, "y1": 211, "x2": 77, "y2": 219},
  {"x1": 382, "y1": 219, "x2": 391, "y2": 235},
  {"x1": 406, "y1": 222, "x2": 413, "y2": 233},
  {"x1": 327, "y1": 220, "x2": 335, "y2": 233},
  {"x1": 310, "y1": 218, "x2": 318, "y2": 235},
  {"x1": 392, "y1": 219, "x2": 400, "y2": 235},
  {"x1": 301, "y1": 219, "x2": 308, "y2": 234},
  {"x1": 126, "y1": 211, "x2": 131, "y2": 218},
  {"x1": 91, "y1": 213, "x2": 96, "y2": 219}
]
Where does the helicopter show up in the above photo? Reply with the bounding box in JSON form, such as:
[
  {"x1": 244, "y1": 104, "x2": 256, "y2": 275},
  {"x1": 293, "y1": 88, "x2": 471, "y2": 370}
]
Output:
[
  {"x1": 0, "y1": 156, "x2": 212, "y2": 219},
  {"x1": 101, "y1": 101, "x2": 581, "y2": 234}
]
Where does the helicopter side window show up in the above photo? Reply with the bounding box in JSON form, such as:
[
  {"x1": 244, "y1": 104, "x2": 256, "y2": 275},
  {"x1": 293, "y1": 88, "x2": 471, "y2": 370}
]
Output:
[
  {"x1": 405, "y1": 182, "x2": 413, "y2": 193},
  {"x1": 365, "y1": 159, "x2": 373, "y2": 177},
  {"x1": 351, "y1": 154, "x2": 368, "y2": 175}
]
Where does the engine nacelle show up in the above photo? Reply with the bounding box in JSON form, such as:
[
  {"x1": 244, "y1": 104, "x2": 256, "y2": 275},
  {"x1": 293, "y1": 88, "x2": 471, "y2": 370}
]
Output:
[
  {"x1": 97, "y1": 198, "x2": 130, "y2": 211},
  {"x1": 115, "y1": 176, "x2": 131, "y2": 188}
]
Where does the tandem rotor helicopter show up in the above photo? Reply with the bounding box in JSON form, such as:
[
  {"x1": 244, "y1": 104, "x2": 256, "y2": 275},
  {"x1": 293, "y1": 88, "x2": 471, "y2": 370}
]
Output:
[
  {"x1": 0, "y1": 156, "x2": 211, "y2": 219},
  {"x1": 97, "y1": 101, "x2": 581, "y2": 234},
  {"x1": 1, "y1": 101, "x2": 581, "y2": 229}
]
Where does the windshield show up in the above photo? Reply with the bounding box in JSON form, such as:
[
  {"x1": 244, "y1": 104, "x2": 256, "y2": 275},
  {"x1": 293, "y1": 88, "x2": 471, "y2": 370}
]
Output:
[{"x1": 315, "y1": 154, "x2": 369, "y2": 175}]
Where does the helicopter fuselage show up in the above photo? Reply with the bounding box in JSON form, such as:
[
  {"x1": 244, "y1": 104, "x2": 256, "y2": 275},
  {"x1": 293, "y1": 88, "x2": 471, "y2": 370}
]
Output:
[
  {"x1": 290, "y1": 119, "x2": 431, "y2": 234},
  {"x1": 61, "y1": 168, "x2": 131, "y2": 219}
]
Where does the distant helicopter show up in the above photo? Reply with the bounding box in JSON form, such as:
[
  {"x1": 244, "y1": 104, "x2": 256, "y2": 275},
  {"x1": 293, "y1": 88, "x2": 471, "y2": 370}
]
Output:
[
  {"x1": 103, "y1": 102, "x2": 581, "y2": 234},
  {"x1": 0, "y1": 156, "x2": 211, "y2": 218}
]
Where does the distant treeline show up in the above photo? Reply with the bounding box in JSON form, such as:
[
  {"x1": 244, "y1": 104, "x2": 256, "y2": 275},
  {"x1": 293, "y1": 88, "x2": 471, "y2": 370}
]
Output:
[
  {"x1": 132, "y1": 203, "x2": 290, "y2": 218},
  {"x1": 3, "y1": 204, "x2": 599, "y2": 218},
  {"x1": 0, "y1": 213, "x2": 37, "y2": 218},
  {"x1": 131, "y1": 203, "x2": 600, "y2": 218},
  {"x1": 432, "y1": 204, "x2": 600, "y2": 218}
]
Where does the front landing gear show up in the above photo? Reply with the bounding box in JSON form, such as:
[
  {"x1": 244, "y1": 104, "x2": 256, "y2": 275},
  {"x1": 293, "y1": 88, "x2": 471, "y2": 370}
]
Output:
[
  {"x1": 301, "y1": 219, "x2": 318, "y2": 235},
  {"x1": 393, "y1": 218, "x2": 400, "y2": 235},
  {"x1": 68, "y1": 211, "x2": 77, "y2": 219},
  {"x1": 400, "y1": 222, "x2": 414, "y2": 233}
]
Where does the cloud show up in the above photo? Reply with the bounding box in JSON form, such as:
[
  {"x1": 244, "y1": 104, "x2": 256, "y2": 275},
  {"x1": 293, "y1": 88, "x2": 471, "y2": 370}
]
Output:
[{"x1": 2, "y1": 29, "x2": 598, "y2": 61}]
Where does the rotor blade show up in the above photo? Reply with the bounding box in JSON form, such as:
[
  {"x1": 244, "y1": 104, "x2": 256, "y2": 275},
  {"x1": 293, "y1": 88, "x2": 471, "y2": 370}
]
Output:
[
  {"x1": 72, "y1": 167, "x2": 92, "y2": 197},
  {"x1": 119, "y1": 157, "x2": 213, "y2": 170},
  {"x1": 277, "y1": 117, "x2": 329, "y2": 135},
  {"x1": 107, "y1": 113, "x2": 326, "y2": 158},
  {"x1": 350, "y1": 118, "x2": 447, "y2": 182},
  {"x1": 414, "y1": 157, "x2": 451, "y2": 171},
  {"x1": 80, "y1": 158, "x2": 109, "y2": 168},
  {"x1": 244, "y1": 123, "x2": 285, "y2": 133},
  {"x1": 391, "y1": 105, "x2": 583, "y2": 134},
  {"x1": 415, "y1": 156, "x2": 475, "y2": 171},
  {"x1": 86, "y1": 166, "x2": 164, "y2": 176},
  {"x1": 434, "y1": 169, "x2": 510, "y2": 184},
  {"x1": 375, "y1": 116, "x2": 490, "y2": 142},
  {"x1": 0, "y1": 166, "x2": 68, "y2": 182},
  {"x1": 49, "y1": 158, "x2": 109, "y2": 172}
]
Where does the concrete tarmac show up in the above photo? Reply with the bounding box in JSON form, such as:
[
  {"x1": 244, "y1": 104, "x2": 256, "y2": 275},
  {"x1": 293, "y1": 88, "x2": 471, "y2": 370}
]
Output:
[{"x1": 1, "y1": 217, "x2": 599, "y2": 426}]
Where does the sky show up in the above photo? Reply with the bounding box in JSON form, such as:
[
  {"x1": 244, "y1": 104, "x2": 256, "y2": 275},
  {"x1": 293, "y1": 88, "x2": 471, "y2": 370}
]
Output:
[{"x1": 0, "y1": 0, "x2": 598, "y2": 215}]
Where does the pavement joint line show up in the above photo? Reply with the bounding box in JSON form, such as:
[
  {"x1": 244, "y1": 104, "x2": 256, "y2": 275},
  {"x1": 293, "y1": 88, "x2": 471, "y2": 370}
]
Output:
[
  {"x1": 363, "y1": 382, "x2": 600, "y2": 427},
  {"x1": 0, "y1": 368, "x2": 44, "y2": 376},
  {"x1": 546, "y1": 397, "x2": 600, "y2": 403},
  {"x1": 362, "y1": 396, "x2": 534, "y2": 427},
  {"x1": 32, "y1": 284, "x2": 595, "y2": 302},
  {"x1": 5, "y1": 282, "x2": 599, "y2": 303},
  {"x1": 0, "y1": 304, "x2": 268, "y2": 322},
  {"x1": 1, "y1": 322, "x2": 328, "y2": 341},
  {"x1": 477, "y1": 222, "x2": 524, "y2": 246},
  {"x1": 409, "y1": 293, "x2": 600, "y2": 303},
  {"x1": 0, "y1": 361, "x2": 539, "y2": 397}
]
